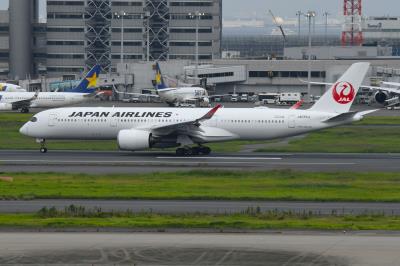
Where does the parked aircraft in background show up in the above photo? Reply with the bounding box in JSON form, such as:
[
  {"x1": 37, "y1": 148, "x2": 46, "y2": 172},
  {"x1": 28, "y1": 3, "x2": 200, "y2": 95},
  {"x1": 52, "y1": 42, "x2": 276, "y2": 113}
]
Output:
[
  {"x1": 0, "y1": 83, "x2": 26, "y2": 92},
  {"x1": 21, "y1": 63, "x2": 376, "y2": 155},
  {"x1": 115, "y1": 62, "x2": 210, "y2": 107},
  {"x1": 0, "y1": 65, "x2": 101, "y2": 113}
]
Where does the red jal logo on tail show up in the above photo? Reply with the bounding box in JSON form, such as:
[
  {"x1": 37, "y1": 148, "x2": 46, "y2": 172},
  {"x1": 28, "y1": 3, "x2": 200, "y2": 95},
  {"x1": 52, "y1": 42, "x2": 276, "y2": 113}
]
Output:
[{"x1": 332, "y1": 81, "x2": 355, "y2": 104}]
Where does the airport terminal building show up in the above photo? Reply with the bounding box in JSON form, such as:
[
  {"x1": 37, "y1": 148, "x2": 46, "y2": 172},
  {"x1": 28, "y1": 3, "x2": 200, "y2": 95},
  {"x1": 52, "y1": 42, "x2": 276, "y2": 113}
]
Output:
[
  {"x1": 46, "y1": 0, "x2": 222, "y2": 76},
  {"x1": 1, "y1": 0, "x2": 223, "y2": 79}
]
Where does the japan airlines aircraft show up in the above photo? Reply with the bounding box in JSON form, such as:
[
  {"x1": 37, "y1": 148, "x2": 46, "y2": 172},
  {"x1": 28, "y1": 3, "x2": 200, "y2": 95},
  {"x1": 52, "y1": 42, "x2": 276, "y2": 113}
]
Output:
[
  {"x1": 20, "y1": 63, "x2": 376, "y2": 154},
  {"x1": 0, "y1": 66, "x2": 101, "y2": 113},
  {"x1": 303, "y1": 78, "x2": 400, "y2": 107},
  {"x1": 0, "y1": 83, "x2": 26, "y2": 92}
]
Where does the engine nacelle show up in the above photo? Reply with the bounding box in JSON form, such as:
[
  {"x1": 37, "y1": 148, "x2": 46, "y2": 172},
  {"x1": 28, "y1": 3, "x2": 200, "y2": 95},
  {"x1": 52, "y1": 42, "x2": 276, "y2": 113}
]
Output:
[
  {"x1": 0, "y1": 103, "x2": 13, "y2": 111},
  {"x1": 375, "y1": 91, "x2": 389, "y2": 104},
  {"x1": 117, "y1": 129, "x2": 153, "y2": 151}
]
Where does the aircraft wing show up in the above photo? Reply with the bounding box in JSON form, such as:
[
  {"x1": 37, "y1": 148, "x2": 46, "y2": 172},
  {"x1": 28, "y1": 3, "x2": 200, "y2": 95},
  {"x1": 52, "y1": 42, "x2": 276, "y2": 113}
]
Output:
[
  {"x1": 140, "y1": 104, "x2": 223, "y2": 136},
  {"x1": 300, "y1": 79, "x2": 400, "y2": 94},
  {"x1": 8, "y1": 91, "x2": 39, "y2": 109},
  {"x1": 360, "y1": 85, "x2": 400, "y2": 94},
  {"x1": 382, "y1": 82, "x2": 400, "y2": 87},
  {"x1": 299, "y1": 79, "x2": 334, "y2": 86}
]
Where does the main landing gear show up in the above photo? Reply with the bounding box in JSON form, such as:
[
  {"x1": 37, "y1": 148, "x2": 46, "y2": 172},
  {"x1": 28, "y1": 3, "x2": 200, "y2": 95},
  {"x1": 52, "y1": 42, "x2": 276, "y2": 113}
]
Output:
[
  {"x1": 37, "y1": 139, "x2": 47, "y2": 153},
  {"x1": 20, "y1": 107, "x2": 30, "y2": 113},
  {"x1": 175, "y1": 146, "x2": 211, "y2": 156}
]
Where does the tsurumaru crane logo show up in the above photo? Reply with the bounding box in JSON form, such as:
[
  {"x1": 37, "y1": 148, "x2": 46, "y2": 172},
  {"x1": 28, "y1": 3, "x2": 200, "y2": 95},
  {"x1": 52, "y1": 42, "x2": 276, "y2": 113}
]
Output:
[{"x1": 332, "y1": 81, "x2": 355, "y2": 104}]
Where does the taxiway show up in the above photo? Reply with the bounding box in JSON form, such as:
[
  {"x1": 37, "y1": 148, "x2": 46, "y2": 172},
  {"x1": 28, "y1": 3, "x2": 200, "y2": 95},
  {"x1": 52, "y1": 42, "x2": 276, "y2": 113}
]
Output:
[
  {"x1": 1, "y1": 150, "x2": 399, "y2": 173},
  {"x1": 0, "y1": 232, "x2": 399, "y2": 265}
]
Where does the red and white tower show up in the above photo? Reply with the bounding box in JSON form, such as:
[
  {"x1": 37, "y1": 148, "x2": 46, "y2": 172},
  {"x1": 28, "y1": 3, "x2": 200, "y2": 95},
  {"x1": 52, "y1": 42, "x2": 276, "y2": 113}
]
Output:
[{"x1": 341, "y1": 0, "x2": 363, "y2": 46}]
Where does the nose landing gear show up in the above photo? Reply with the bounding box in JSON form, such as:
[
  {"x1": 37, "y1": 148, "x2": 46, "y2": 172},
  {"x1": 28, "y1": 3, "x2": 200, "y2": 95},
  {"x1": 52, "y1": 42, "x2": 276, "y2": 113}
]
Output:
[
  {"x1": 175, "y1": 146, "x2": 211, "y2": 156},
  {"x1": 37, "y1": 139, "x2": 47, "y2": 153}
]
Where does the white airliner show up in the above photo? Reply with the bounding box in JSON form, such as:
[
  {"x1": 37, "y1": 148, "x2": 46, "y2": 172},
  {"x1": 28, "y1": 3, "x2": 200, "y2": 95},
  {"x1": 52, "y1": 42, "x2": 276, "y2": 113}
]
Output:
[
  {"x1": 0, "y1": 65, "x2": 101, "y2": 113},
  {"x1": 20, "y1": 63, "x2": 376, "y2": 154},
  {"x1": 116, "y1": 62, "x2": 210, "y2": 107},
  {"x1": 0, "y1": 83, "x2": 26, "y2": 92}
]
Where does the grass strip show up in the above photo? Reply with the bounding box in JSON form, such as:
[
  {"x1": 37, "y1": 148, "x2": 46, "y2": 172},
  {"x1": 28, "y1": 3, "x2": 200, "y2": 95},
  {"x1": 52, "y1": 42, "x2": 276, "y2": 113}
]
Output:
[
  {"x1": 1, "y1": 212, "x2": 400, "y2": 230},
  {"x1": 257, "y1": 126, "x2": 400, "y2": 153},
  {"x1": 1, "y1": 170, "x2": 400, "y2": 202}
]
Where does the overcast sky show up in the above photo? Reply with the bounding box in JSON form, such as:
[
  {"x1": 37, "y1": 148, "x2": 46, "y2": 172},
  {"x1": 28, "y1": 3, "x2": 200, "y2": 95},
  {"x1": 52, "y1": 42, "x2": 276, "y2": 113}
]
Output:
[
  {"x1": 0, "y1": 0, "x2": 398, "y2": 18},
  {"x1": 224, "y1": 0, "x2": 399, "y2": 19}
]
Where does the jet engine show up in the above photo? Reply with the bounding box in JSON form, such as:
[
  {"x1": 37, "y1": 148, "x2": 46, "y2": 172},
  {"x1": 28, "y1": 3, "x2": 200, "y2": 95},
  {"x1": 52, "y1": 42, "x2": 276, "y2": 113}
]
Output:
[
  {"x1": 0, "y1": 103, "x2": 13, "y2": 111},
  {"x1": 375, "y1": 91, "x2": 389, "y2": 104},
  {"x1": 117, "y1": 129, "x2": 154, "y2": 151}
]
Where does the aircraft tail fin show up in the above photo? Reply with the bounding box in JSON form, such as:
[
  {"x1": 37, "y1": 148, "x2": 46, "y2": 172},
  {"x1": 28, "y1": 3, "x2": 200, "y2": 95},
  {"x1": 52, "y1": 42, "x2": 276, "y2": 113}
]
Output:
[
  {"x1": 70, "y1": 65, "x2": 101, "y2": 93},
  {"x1": 154, "y1": 62, "x2": 168, "y2": 90},
  {"x1": 309, "y1": 62, "x2": 370, "y2": 114}
]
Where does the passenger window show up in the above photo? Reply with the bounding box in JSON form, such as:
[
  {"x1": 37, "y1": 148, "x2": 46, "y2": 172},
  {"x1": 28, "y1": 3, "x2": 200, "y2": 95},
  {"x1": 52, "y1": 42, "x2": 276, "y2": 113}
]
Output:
[{"x1": 30, "y1": 117, "x2": 38, "y2": 122}]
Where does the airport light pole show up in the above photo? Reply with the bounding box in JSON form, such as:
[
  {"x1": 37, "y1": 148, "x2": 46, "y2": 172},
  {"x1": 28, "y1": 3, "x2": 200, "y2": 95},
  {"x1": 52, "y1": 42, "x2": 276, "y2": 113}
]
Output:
[
  {"x1": 142, "y1": 11, "x2": 151, "y2": 62},
  {"x1": 323, "y1": 12, "x2": 330, "y2": 45},
  {"x1": 189, "y1": 11, "x2": 205, "y2": 81},
  {"x1": 306, "y1": 11, "x2": 316, "y2": 103},
  {"x1": 296, "y1": 11, "x2": 303, "y2": 36},
  {"x1": 115, "y1": 11, "x2": 126, "y2": 64}
]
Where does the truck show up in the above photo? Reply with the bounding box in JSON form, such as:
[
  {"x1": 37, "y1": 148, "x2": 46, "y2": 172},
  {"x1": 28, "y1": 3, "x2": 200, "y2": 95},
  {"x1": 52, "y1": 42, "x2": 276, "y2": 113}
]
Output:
[{"x1": 276, "y1": 92, "x2": 302, "y2": 105}]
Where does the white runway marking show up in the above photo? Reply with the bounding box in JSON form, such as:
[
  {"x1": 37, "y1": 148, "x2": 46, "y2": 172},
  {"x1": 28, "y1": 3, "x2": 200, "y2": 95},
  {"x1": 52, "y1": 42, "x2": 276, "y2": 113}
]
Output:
[
  {"x1": 157, "y1": 157, "x2": 282, "y2": 160},
  {"x1": 0, "y1": 159, "x2": 356, "y2": 166}
]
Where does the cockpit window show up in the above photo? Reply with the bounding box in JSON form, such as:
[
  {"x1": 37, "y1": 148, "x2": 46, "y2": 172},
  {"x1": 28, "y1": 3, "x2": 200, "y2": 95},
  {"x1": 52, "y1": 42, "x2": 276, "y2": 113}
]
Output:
[{"x1": 30, "y1": 117, "x2": 38, "y2": 122}]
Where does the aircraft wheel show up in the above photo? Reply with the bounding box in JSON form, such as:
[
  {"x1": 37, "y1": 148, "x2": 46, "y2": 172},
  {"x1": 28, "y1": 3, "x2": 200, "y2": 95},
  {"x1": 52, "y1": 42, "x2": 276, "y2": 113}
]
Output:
[
  {"x1": 183, "y1": 148, "x2": 193, "y2": 156},
  {"x1": 191, "y1": 147, "x2": 200, "y2": 156},
  {"x1": 40, "y1": 147, "x2": 48, "y2": 153},
  {"x1": 21, "y1": 108, "x2": 29, "y2": 113},
  {"x1": 176, "y1": 148, "x2": 185, "y2": 156},
  {"x1": 200, "y1": 147, "x2": 211, "y2": 155}
]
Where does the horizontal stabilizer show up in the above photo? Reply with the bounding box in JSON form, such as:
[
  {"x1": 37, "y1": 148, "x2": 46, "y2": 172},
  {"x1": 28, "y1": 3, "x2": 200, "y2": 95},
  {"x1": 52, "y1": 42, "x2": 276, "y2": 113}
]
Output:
[{"x1": 323, "y1": 109, "x2": 379, "y2": 123}]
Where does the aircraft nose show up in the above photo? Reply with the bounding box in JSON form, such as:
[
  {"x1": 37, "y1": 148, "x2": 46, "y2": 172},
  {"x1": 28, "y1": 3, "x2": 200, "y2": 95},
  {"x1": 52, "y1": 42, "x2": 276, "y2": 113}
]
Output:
[{"x1": 19, "y1": 123, "x2": 29, "y2": 136}]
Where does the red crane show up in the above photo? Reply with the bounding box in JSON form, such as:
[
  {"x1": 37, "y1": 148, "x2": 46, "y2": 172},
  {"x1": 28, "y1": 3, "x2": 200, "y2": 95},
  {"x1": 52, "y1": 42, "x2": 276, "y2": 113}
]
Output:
[{"x1": 341, "y1": 0, "x2": 363, "y2": 46}]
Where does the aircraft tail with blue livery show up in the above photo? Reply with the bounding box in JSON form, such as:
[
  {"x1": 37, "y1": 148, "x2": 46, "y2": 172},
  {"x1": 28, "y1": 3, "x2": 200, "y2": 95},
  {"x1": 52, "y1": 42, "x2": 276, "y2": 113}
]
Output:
[
  {"x1": 154, "y1": 62, "x2": 169, "y2": 91},
  {"x1": 68, "y1": 65, "x2": 101, "y2": 93}
]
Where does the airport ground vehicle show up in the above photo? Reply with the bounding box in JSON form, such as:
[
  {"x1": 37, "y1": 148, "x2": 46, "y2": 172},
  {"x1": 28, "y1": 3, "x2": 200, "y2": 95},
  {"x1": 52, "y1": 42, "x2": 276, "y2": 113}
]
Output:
[
  {"x1": 258, "y1": 93, "x2": 279, "y2": 104},
  {"x1": 276, "y1": 93, "x2": 302, "y2": 105},
  {"x1": 20, "y1": 63, "x2": 376, "y2": 155},
  {"x1": 230, "y1": 94, "x2": 239, "y2": 102}
]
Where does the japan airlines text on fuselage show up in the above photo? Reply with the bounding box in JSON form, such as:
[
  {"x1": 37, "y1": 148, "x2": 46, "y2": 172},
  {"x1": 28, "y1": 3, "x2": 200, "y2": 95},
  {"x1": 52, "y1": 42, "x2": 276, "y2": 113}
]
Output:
[{"x1": 20, "y1": 63, "x2": 376, "y2": 154}]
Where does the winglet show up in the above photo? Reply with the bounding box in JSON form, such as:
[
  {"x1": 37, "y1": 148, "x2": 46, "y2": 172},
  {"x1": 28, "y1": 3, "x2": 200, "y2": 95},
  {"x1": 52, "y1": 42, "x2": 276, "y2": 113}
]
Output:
[
  {"x1": 199, "y1": 104, "x2": 222, "y2": 121},
  {"x1": 290, "y1": 99, "x2": 304, "y2": 110}
]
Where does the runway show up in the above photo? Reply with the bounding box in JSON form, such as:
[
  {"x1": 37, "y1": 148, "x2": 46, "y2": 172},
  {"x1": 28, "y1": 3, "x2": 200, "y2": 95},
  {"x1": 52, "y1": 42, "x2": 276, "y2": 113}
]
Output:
[
  {"x1": 1, "y1": 150, "x2": 400, "y2": 173},
  {"x1": 1, "y1": 199, "x2": 400, "y2": 215},
  {"x1": 1, "y1": 232, "x2": 400, "y2": 265}
]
